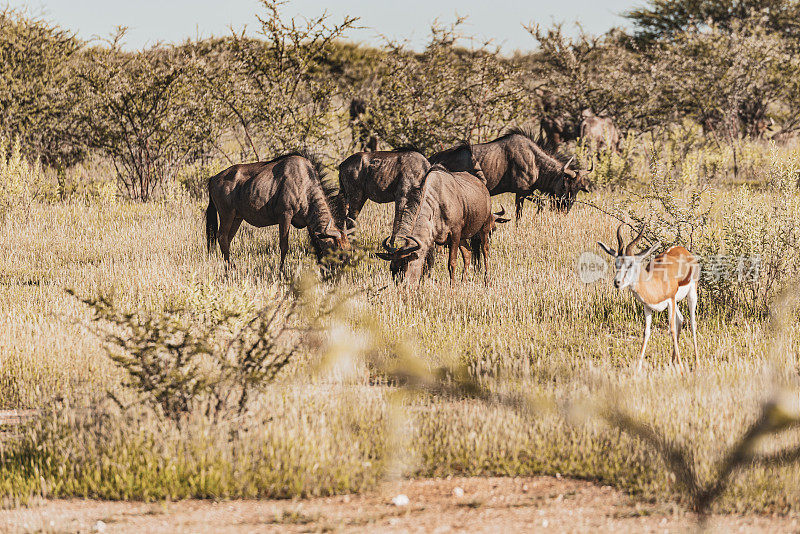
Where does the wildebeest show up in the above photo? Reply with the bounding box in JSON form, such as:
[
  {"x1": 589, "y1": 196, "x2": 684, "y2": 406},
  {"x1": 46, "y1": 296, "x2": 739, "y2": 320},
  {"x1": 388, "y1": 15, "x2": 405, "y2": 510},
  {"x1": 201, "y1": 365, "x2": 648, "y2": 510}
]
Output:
[
  {"x1": 375, "y1": 164, "x2": 509, "y2": 285},
  {"x1": 539, "y1": 115, "x2": 579, "y2": 152},
  {"x1": 338, "y1": 148, "x2": 430, "y2": 242},
  {"x1": 349, "y1": 97, "x2": 379, "y2": 152},
  {"x1": 429, "y1": 127, "x2": 593, "y2": 221},
  {"x1": 580, "y1": 109, "x2": 623, "y2": 153},
  {"x1": 206, "y1": 152, "x2": 351, "y2": 270},
  {"x1": 538, "y1": 91, "x2": 579, "y2": 152}
]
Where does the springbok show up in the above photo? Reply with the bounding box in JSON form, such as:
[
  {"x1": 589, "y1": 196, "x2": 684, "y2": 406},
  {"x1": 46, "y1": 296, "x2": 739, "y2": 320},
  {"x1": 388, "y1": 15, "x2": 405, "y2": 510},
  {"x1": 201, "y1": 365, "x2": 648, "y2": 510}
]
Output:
[{"x1": 598, "y1": 225, "x2": 700, "y2": 371}]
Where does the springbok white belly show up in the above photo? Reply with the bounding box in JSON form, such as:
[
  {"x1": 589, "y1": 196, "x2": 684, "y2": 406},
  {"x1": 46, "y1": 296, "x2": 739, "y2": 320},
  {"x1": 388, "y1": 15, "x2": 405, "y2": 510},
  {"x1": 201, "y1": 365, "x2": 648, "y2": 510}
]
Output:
[{"x1": 633, "y1": 280, "x2": 693, "y2": 312}]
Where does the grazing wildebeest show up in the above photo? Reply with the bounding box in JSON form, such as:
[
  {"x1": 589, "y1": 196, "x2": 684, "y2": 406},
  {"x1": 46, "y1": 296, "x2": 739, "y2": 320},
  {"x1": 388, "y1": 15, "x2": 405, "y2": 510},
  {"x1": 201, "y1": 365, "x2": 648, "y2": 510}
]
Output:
[
  {"x1": 375, "y1": 165, "x2": 509, "y2": 285},
  {"x1": 580, "y1": 109, "x2": 623, "y2": 153},
  {"x1": 538, "y1": 92, "x2": 579, "y2": 152},
  {"x1": 429, "y1": 127, "x2": 593, "y2": 221},
  {"x1": 338, "y1": 148, "x2": 430, "y2": 242},
  {"x1": 539, "y1": 115, "x2": 579, "y2": 152},
  {"x1": 206, "y1": 152, "x2": 351, "y2": 270},
  {"x1": 349, "y1": 97, "x2": 379, "y2": 152}
]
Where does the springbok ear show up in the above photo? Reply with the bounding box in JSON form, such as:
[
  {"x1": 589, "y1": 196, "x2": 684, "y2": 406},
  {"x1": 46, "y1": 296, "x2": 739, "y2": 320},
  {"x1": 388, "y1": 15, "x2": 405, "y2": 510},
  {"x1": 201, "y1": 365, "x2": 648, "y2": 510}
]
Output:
[
  {"x1": 374, "y1": 251, "x2": 394, "y2": 261},
  {"x1": 636, "y1": 241, "x2": 661, "y2": 259},
  {"x1": 597, "y1": 241, "x2": 617, "y2": 257}
]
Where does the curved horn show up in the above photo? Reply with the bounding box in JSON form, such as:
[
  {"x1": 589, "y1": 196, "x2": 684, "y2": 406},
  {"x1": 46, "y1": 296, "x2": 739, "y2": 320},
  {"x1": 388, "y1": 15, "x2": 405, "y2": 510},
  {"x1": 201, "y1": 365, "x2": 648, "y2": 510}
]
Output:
[
  {"x1": 382, "y1": 236, "x2": 397, "y2": 252},
  {"x1": 562, "y1": 155, "x2": 575, "y2": 173},
  {"x1": 319, "y1": 219, "x2": 341, "y2": 239},
  {"x1": 616, "y1": 224, "x2": 625, "y2": 254},
  {"x1": 624, "y1": 224, "x2": 646, "y2": 256},
  {"x1": 494, "y1": 206, "x2": 507, "y2": 217},
  {"x1": 401, "y1": 236, "x2": 422, "y2": 256},
  {"x1": 345, "y1": 217, "x2": 357, "y2": 236}
]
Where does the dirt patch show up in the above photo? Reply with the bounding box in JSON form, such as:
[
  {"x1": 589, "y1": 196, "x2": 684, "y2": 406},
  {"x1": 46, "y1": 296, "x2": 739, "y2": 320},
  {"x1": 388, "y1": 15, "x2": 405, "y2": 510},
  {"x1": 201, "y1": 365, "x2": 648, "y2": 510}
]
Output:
[{"x1": 1, "y1": 476, "x2": 797, "y2": 533}]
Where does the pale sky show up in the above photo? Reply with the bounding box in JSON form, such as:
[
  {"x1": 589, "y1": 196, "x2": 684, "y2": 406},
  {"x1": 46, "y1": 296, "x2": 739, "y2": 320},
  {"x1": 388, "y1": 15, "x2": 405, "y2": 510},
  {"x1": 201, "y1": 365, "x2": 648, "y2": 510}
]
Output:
[{"x1": 12, "y1": 0, "x2": 636, "y2": 52}]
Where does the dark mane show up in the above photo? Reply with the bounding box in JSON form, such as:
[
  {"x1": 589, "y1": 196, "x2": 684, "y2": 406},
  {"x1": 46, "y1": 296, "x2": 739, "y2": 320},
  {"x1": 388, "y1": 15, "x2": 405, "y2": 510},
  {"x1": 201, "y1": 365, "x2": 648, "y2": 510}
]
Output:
[
  {"x1": 394, "y1": 163, "x2": 445, "y2": 239},
  {"x1": 262, "y1": 149, "x2": 328, "y2": 181},
  {"x1": 292, "y1": 147, "x2": 327, "y2": 180},
  {"x1": 501, "y1": 125, "x2": 539, "y2": 143},
  {"x1": 391, "y1": 145, "x2": 426, "y2": 155}
]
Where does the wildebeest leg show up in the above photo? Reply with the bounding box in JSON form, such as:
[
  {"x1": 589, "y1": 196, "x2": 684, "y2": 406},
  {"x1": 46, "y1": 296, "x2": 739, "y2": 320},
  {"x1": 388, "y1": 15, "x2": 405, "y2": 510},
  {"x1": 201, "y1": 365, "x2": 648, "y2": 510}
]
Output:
[
  {"x1": 228, "y1": 217, "x2": 243, "y2": 248},
  {"x1": 515, "y1": 193, "x2": 525, "y2": 222},
  {"x1": 218, "y1": 212, "x2": 236, "y2": 265},
  {"x1": 447, "y1": 233, "x2": 461, "y2": 285},
  {"x1": 347, "y1": 194, "x2": 367, "y2": 226},
  {"x1": 278, "y1": 213, "x2": 292, "y2": 275},
  {"x1": 481, "y1": 230, "x2": 491, "y2": 286},
  {"x1": 459, "y1": 244, "x2": 471, "y2": 282}
]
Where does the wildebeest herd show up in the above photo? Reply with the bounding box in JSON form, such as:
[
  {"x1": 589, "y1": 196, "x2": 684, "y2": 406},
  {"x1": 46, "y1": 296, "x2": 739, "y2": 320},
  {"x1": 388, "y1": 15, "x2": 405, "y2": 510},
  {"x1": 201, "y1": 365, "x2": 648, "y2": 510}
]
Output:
[
  {"x1": 205, "y1": 115, "x2": 703, "y2": 371},
  {"x1": 206, "y1": 126, "x2": 593, "y2": 284}
]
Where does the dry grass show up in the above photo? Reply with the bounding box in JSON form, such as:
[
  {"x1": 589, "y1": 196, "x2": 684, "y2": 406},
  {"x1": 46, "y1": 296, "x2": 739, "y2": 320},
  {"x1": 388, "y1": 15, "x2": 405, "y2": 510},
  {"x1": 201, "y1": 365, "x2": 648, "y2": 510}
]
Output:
[{"x1": 0, "y1": 137, "x2": 799, "y2": 514}]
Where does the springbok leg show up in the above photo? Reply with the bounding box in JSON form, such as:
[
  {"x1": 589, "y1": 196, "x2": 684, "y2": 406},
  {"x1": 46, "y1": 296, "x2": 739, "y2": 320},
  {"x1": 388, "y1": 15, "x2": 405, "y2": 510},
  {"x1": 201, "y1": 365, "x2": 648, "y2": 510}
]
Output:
[
  {"x1": 637, "y1": 309, "x2": 652, "y2": 373},
  {"x1": 688, "y1": 282, "x2": 699, "y2": 366},
  {"x1": 668, "y1": 298, "x2": 683, "y2": 372}
]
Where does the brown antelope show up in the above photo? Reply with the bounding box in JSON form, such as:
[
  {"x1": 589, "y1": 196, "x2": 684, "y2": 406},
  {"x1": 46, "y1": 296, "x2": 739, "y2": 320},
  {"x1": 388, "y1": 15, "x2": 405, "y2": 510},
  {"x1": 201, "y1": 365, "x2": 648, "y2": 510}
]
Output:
[{"x1": 598, "y1": 225, "x2": 700, "y2": 372}]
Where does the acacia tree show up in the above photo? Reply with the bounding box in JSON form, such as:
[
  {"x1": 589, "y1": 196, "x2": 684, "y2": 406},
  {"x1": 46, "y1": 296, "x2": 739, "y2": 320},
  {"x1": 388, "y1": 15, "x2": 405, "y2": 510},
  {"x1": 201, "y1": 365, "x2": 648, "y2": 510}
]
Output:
[
  {"x1": 364, "y1": 21, "x2": 532, "y2": 153},
  {"x1": 651, "y1": 18, "x2": 800, "y2": 138},
  {"x1": 625, "y1": 0, "x2": 800, "y2": 43},
  {"x1": 526, "y1": 25, "x2": 658, "y2": 133},
  {"x1": 0, "y1": 8, "x2": 88, "y2": 169},
  {"x1": 78, "y1": 32, "x2": 217, "y2": 200},
  {"x1": 205, "y1": 1, "x2": 357, "y2": 162}
]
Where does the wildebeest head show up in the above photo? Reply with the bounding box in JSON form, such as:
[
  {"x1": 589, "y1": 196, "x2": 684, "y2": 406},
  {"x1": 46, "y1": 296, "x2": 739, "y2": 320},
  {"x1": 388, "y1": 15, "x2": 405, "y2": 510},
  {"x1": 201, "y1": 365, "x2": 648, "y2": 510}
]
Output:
[
  {"x1": 374, "y1": 170, "x2": 439, "y2": 283},
  {"x1": 311, "y1": 218, "x2": 356, "y2": 264},
  {"x1": 376, "y1": 235, "x2": 426, "y2": 280},
  {"x1": 549, "y1": 156, "x2": 593, "y2": 212}
]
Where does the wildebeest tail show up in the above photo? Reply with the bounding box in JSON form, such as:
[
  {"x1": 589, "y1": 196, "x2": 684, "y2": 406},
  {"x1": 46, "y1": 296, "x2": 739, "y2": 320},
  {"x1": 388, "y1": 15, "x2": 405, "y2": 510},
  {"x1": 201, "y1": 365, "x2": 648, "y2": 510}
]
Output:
[
  {"x1": 469, "y1": 235, "x2": 483, "y2": 272},
  {"x1": 206, "y1": 199, "x2": 218, "y2": 253}
]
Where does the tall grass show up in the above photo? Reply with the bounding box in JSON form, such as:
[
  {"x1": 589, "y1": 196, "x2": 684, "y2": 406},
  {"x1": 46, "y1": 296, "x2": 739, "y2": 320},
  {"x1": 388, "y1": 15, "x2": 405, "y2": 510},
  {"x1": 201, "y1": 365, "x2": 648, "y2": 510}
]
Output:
[{"x1": 0, "y1": 135, "x2": 799, "y2": 513}]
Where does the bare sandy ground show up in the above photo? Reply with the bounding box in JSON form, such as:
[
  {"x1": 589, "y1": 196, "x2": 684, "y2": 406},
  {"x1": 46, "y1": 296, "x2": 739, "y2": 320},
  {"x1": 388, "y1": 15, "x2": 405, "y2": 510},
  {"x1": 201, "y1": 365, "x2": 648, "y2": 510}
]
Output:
[{"x1": 2, "y1": 476, "x2": 798, "y2": 533}]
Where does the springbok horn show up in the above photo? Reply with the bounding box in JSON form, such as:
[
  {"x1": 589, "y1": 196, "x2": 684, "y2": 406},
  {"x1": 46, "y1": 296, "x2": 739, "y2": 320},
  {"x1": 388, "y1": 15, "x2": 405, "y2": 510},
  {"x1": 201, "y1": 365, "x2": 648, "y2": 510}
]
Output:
[
  {"x1": 624, "y1": 224, "x2": 646, "y2": 256},
  {"x1": 494, "y1": 206, "x2": 507, "y2": 217},
  {"x1": 562, "y1": 155, "x2": 575, "y2": 172},
  {"x1": 616, "y1": 224, "x2": 625, "y2": 254}
]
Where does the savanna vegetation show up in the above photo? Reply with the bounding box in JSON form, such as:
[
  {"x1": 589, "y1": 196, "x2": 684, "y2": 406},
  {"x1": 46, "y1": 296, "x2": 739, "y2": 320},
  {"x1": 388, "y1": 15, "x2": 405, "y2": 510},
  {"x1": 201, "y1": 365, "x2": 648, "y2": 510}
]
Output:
[{"x1": 1, "y1": 0, "x2": 800, "y2": 521}]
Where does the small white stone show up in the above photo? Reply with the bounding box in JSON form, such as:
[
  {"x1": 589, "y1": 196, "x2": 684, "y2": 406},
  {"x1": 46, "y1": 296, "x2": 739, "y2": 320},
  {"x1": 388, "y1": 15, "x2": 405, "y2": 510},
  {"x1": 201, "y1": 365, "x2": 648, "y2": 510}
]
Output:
[
  {"x1": 543, "y1": 519, "x2": 549, "y2": 527},
  {"x1": 392, "y1": 494, "x2": 410, "y2": 506},
  {"x1": 94, "y1": 520, "x2": 107, "y2": 533},
  {"x1": 452, "y1": 487, "x2": 464, "y2": 498}
]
